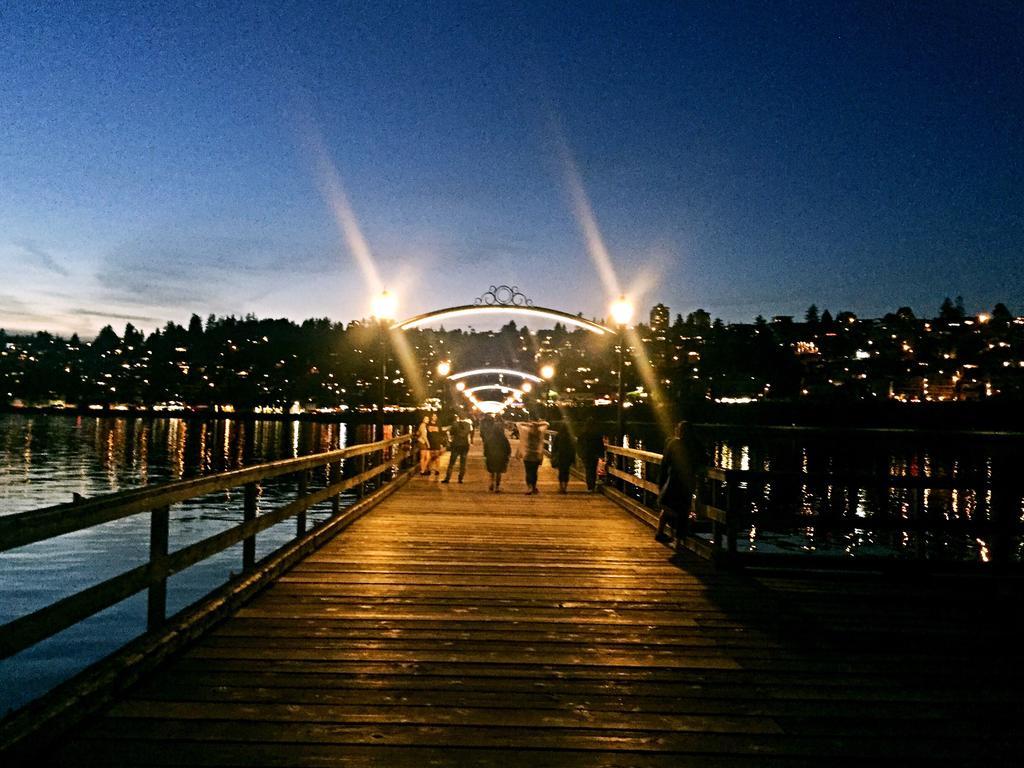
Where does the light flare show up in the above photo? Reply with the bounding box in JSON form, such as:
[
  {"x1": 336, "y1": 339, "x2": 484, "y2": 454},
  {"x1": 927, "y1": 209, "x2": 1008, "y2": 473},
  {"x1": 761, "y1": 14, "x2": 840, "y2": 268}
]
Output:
[
  {"x1": 305, "y1": 127, "x2": 383, "y2": 294},
  {"x1": 559, "y1": 140, "x2": 621, "y2": 299}
]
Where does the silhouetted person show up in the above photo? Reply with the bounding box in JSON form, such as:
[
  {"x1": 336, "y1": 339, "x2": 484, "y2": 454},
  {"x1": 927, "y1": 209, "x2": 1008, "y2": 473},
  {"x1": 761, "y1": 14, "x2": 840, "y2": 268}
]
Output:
[
  {"x1": 578, "y1": 417, "x2": 605, "y2": 492},
  {"x1": 551, "y1": 426, "x2": 577, "y2": 494},
  {"x1": 416, "y1": 415, "x2": 431, "y2": 475},
  {"x1": 441, "y1": 417, "x2": 472, "y2": 484},
  {"x1": 516, "y1": 420, "x2": 548, "y2": 494},
  {"x1": 426, "y1": 413, "x2": 444, "y2": 477},
  {"x1": 483, "y1": 417, "x2": 511, "y2": 492},
  {"x1": 656, "y1": 420, "x2": 707, "y2": 549}
]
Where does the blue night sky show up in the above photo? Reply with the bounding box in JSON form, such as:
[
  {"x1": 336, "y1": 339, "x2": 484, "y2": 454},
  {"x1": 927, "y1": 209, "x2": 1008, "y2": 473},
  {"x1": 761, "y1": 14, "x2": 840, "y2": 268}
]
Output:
[{"x1": 1, "y1": 1, "x2": 1021, "y2": 336}]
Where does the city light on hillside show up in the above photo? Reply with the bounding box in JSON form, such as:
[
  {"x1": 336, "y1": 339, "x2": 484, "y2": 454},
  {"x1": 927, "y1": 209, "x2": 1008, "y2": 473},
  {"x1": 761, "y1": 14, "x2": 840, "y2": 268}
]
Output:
[
  {"x1": 540, "y1": 364, "x2": 556, "y2": 380},
  {"x1": 436, "y1": 360, "x2": 451, "y2": 377}
]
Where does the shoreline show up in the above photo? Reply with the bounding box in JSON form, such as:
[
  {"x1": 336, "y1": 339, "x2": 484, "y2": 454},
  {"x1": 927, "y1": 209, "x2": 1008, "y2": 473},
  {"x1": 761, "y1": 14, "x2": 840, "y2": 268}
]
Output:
[{"x1": 4, "y1": 403, "x2": 1023, "y2": 439}]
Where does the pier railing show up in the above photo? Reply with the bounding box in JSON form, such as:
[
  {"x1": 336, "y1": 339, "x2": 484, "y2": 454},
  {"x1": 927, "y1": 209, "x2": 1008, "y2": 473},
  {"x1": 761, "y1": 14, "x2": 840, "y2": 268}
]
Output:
[
  {"x1": 601, "y1": 443, "x2": 1020, "y2": 569},
  {"x1": 0, "y1": 433, "x2": 413, "y2": 661}
]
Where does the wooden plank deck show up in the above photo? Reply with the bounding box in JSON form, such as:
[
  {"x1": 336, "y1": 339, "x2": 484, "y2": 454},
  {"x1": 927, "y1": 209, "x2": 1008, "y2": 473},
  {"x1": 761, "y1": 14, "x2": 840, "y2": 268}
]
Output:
[{"x1": 48, "y1": 442, "x2": 1023, "y2": 766}]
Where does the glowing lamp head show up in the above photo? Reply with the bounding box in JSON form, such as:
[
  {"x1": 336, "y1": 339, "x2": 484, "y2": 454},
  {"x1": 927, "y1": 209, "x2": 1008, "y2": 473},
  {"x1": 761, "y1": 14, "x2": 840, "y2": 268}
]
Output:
[
  {"x1": 371, "y1": 290, "x2": 398, "y2": 321},
  {"x1": 436, "y1": 360, "x2": 451, "y2": 377},
  {"x1": 521, "y1": 381, "x2": 533, "y2": 393},
  {"x1": 540, "y1": 364, "x2": 555, "y2": 380},
  {"x1": 455, "y1": 381, "x2": 466, "y2": 391},
  {"x1": 610, "y1": 295, "x2": 634, "y2": 327}
]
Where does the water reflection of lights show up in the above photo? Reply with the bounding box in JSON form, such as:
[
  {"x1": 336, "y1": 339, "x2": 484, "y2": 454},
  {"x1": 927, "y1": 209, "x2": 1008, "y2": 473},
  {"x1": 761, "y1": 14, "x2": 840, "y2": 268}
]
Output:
[
  {"x1": 855, "y1": 489, "x2": 868, "y2": 518},
  {"x1": 222, "y1": 417, "x2": 232, "y2": 466},
  {"x1": 169, "y1": 418, "x2": 186, "y2": 479},
  {"x1": 137, "y1": 421, "x2": 150, "y2": 483},
  {"x1": 977, "y1": 538, "x2": 991, "y2": 563},
  {"x1": 198, "y1": 422, "x2": 209, "y2": 474}
]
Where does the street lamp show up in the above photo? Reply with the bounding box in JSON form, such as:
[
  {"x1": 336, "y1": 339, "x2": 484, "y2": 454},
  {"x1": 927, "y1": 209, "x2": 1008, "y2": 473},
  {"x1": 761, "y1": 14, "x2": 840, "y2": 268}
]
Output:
[
  {"x1": 371, "y1": 290, "x2": 398, "y2": 322},
  {"x1": 540, "y1": 363, "x2": 556, "y2": 417},
  {"x1": 609, "y1": 295, "x2": 634, "y2": 445},
  {"x1": 370, "y1": 290, "x2": 397, "y2": 439},
  {"x1": 436, "y1": 360, "x2": 451, "y2": 419}
]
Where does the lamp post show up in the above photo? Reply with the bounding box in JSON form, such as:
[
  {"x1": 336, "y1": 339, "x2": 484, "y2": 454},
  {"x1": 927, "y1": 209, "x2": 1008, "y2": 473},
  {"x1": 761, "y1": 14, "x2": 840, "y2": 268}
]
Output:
[
  {"x1": 520, "y1": 380, "x2": 533, "y2": 414},
  {"x1": 370, "y1": 290, "x2": 397, "y2": 440},
  {"x1": 610, "y1": 295, "x2": 634, "y2": 446},
  {"x1": 540, "y1": 363, "x2": 555, "y2": 420},
  {"x1": 436, "y1": 360, "x2": 451, "y2": 420}
]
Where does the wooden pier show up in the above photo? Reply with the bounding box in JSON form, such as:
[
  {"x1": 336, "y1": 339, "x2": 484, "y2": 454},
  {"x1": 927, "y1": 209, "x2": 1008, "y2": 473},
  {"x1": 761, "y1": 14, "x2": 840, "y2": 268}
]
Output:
[{"x1": 4, "y1": 442, "x2": 1023, "y2": 765}]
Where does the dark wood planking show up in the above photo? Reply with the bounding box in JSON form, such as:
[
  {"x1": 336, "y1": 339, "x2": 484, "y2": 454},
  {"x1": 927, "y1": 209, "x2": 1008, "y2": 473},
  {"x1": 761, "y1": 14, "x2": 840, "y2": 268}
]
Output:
[{"x1": 49, "y1": 443, "x2": 1023, "y2": 766}]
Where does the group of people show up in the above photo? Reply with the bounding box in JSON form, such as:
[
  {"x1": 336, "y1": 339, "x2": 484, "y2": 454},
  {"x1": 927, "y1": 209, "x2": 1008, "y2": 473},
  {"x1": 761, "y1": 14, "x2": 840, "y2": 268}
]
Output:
[
  {"x1": 410, "y1": 414, "x2": 615, "y2": 496},
  {"x1": 412, "y1": 412, "x2": 705, "y2": 549},
  {"x1": 414, "y1": 413, "x2": 473, "y2": 483},
  {"x1": 475, "y1": 415, "x2": 545, "y2": 493}
]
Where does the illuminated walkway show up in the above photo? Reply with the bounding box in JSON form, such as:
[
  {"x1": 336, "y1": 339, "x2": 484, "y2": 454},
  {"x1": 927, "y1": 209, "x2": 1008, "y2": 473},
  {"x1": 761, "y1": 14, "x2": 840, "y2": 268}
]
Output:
[{"x1": 49, "y1": 443, "x2": 1021, "y2": 766}]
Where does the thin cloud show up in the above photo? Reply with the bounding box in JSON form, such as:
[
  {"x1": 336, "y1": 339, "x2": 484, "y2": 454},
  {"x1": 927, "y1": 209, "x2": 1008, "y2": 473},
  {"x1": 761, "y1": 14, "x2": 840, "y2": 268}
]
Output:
[
  {"x1": 15, "y1": 240, "x2": 70, "y2": 277},
  {"x1": 94, "y1": 233, "x2": 334, "y2": 308},
  {"x1": 68, "y1": 308, "x2": 164, "y2": 325}
]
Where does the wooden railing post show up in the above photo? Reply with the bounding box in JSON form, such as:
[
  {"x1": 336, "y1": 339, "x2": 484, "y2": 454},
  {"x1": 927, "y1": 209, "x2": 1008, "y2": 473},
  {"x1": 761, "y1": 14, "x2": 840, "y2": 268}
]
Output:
[
  {"x1": 147, "y1": 505, "x2": 170, "y2": 631},
  {"x1": 725, "y1": 480, "x2": 737, "y2": 556},
  {"x1": 297, "y1": 471, "x2": 309, "y2": 536},
  {"x1": 330, "y1": 460, "x2": 341, "y2": 516},
  {"x1": 356, "y1": 454, "x2": 367, "y2": 499},
  {"x1": 243, "y1": 482, "x2": 257, "y2": 571},
  {"x1": 710, "y1": 475, "x2": 722, "y2": 550}
]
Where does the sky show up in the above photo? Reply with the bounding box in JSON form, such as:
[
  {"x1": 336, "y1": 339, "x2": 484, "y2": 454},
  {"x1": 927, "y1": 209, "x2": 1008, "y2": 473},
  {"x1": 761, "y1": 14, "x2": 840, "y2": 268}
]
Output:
[{"x1": 1, "y1": 1, "x2": 1021, "y2": 336}]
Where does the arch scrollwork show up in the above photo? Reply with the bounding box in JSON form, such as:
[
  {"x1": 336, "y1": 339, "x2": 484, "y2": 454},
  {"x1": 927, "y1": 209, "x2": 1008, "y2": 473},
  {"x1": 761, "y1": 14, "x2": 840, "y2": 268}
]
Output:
[{"x1": 475, "y1": 285, "x2": 533, "y2": 307}]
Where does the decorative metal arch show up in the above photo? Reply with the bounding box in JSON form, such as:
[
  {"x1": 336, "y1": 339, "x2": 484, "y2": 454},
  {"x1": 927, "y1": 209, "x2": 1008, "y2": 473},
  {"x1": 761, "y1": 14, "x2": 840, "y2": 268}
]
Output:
[
  {"x1": 475, "y1": 285, "x2": 533, "y2": 307},
  {"x1": 394, "y1": 287, "x2": 610, "y2": 335},
  {"x1": 462, "y1": 384, "x2": 524, "y2": 397},
  {"x1": 470, "y1": 400, "x2": 508, "y2": 414},
  {"x1": 449, "y1": 368, "x2": 543, "y2": 383}
]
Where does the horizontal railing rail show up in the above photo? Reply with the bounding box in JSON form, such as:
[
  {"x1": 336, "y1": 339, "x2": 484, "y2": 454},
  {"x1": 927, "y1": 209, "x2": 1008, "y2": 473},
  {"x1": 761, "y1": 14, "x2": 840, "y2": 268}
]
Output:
[
  {"x1": 0, "y1": 437, "x2": 405, "y2": 552},
  {"x1": 0, "y1": 433, "x2": 413, "y2": 660},
  {"x1": 600, "y1": 442, "x2": 1020, "y2": 567}
]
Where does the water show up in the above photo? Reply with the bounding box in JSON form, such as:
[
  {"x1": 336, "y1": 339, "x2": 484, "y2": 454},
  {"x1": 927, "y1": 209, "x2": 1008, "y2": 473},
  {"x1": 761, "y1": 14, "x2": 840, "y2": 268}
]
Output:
[
  {"x1": 0, "y1": 413, "x2": 363, "y2": 714},
  {"x1": 623, "y1": 425, "x2": 1024, "y2": 563}
]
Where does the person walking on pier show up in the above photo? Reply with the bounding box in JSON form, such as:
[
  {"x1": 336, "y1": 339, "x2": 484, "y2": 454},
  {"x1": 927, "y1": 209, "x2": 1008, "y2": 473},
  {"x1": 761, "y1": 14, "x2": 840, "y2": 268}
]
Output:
[
  {"x1": 416, "y1": 415, "x2": 432, "y2": 475},
  {"x1": 426, "y1": 413, "x2": 444, "y2": 477},
  {"x1": 441, "y1": 416, "x2": 472, "y2": 484},
  {"x1": 551, "y1": 425, "x2": 577, "y2": 494},
  {"x1": 578, "y1": 417, "x2": 605, "y2": 492},
  {"x1": 482, "y1": 416, "x2": 511, "y2": 492},
  {"x1": 656, "y1": 420, "x2": 706, "y2": 549},
  {"x1": 516, "y1": 420, "x2": 548, "y2": 494}
]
